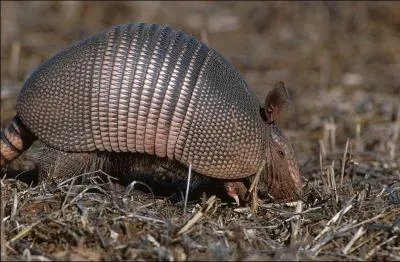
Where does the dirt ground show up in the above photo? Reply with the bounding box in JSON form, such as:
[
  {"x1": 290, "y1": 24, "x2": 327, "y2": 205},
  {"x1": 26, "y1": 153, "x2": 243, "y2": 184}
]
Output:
[{"x1": 1, "y1": 1, "x2": 399, "y2": 261}]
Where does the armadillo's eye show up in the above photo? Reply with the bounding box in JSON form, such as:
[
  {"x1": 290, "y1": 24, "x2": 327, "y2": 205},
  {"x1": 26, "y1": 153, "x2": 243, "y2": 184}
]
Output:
[{"x1": 277, "y1": 150, "x2": 285, "y2": 158}]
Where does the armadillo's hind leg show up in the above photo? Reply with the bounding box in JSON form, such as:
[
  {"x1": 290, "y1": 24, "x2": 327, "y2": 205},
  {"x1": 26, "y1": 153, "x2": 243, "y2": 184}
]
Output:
[
  {"x1": 1, "y1": 116, "x2": 36, "y2": 168},
  {"x1": 33, "y1": 143, "x2": 94, "y2": 183}
]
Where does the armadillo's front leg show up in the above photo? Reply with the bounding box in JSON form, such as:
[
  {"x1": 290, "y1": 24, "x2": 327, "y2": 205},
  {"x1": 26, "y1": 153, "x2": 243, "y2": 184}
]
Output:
[
  {"x1": 224, "y1": 181, "x2": 250, "y2": 206},
  {"x1": 224, "y1": 161, "x2": 265, "y2": 208}
]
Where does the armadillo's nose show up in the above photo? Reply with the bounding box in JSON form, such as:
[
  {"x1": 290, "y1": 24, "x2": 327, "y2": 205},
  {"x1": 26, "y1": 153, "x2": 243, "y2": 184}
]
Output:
[{"x1": 290, "y1": 164, "x2": 302, "y2": 193}]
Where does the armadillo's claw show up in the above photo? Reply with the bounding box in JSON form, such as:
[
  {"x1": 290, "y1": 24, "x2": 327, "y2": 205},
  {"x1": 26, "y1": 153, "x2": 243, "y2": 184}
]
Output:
[{"x1": 232, "y1": 194, "x2": 240, "y2": 206}]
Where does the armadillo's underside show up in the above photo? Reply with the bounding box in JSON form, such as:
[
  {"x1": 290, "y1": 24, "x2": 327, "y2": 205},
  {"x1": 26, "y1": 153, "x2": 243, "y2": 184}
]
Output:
[
  {"x1": 31, "y1": 139, "x2": 219, "y2": 198},
  {"x1": 16, "y1": 23, "x2": 266, "y2": 180}
]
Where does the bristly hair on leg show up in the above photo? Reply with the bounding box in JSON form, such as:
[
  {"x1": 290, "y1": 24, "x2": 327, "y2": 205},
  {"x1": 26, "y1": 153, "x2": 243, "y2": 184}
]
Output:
[{"x1": 30, "y1": 141, "x2": 96, "y2": 184}]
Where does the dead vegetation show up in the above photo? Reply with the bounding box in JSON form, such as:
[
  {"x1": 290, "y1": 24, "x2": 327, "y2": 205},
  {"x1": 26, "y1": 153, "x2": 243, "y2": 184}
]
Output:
[{"x1": 1, "y1": 1, "x2": 399, "y2": 261}]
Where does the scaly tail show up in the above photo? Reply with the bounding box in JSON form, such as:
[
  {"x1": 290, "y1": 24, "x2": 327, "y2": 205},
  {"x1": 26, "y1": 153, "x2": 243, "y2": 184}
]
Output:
[{"x1": 1, "y1": 116, "x2": 36, "y2": 168}]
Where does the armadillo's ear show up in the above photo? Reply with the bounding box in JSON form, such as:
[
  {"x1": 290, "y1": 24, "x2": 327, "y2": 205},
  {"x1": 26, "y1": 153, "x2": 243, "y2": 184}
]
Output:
[{"x1": 264, "y1": 81, "x2": 290, "y2": 124}]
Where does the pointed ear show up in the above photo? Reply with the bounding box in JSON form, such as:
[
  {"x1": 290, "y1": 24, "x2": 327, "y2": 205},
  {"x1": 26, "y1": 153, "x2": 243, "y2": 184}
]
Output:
[{"x1": 264, "y1": 81, "x2": 290, "y2": 123}]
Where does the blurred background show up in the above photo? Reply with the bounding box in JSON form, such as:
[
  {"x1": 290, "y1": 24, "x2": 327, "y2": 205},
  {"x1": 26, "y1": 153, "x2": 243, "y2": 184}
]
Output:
[
  {"x1": 1, "y1": 1, "x2": 399, "y2": 165},
  {"x1": 1, "y1": 3, "x2": 399, "y2": 260}
]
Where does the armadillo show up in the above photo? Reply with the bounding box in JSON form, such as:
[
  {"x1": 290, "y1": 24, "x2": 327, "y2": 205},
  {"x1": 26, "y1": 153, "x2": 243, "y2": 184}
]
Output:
[{"x1": 0, "y1": 22, "x2": 301, "y2": 204}]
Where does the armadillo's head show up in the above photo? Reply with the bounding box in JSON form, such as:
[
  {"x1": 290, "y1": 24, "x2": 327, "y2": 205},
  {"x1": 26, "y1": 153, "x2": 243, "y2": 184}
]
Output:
[
  {"x1": 260, "y1": 124, "x2": 301, "y2": 200},
  {"x1": 259, "y1": 82, "x2": 302, "y2": 201}
]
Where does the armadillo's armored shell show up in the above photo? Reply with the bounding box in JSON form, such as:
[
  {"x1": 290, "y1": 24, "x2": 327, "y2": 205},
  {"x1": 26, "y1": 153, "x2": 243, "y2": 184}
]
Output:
[{"x1": 17, "y1": 23, "x2": 265, "y2": 179}]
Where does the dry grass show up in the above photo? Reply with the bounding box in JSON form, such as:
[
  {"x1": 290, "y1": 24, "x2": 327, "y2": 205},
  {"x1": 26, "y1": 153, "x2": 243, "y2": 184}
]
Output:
[{"x1": 1, "y1": 1, "x2": 400, "y2": 261}]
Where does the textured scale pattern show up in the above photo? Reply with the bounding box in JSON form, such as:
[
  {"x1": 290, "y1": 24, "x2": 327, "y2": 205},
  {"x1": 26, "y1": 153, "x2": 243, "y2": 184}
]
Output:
[{"x1": 16, "y1": 23, "x2": 266, "y2": 179}]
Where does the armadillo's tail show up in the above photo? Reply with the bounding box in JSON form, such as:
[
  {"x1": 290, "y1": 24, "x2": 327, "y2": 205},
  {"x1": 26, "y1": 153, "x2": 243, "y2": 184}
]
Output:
[{"x1": 1, "y1": 116, "x2": 36, "y2": 168}]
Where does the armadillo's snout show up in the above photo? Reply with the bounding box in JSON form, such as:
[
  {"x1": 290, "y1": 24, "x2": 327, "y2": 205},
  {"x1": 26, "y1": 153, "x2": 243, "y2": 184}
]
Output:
[
  {"x1": 260, "y1": 142, "x2": 303, "y2": 201},
  {"x1": 282, "y1": 160, "x2": 302, "y2": 201},
  {"x1": 289, "y1": 158, "x2": 302, "y2": 193}
]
